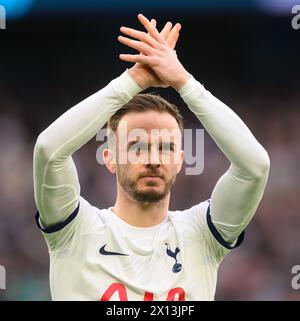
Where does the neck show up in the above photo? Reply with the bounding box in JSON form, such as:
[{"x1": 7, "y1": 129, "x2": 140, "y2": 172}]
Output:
[{"x1": 112, "y1": 187, "x2": 170, "y2": 227}]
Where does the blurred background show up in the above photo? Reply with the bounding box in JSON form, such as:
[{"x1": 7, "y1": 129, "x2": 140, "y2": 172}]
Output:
[{"x1": 0, "y1": 0, "x2": 300, "y2": 300}]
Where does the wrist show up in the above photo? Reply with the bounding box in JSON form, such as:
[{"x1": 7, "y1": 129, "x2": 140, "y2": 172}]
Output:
[
  {"x1": 171, "y1": 71, "x2": 191, "y2": 91},
  {"x1": 127, "y1": 68, "x2": 150, "y2": 90}
]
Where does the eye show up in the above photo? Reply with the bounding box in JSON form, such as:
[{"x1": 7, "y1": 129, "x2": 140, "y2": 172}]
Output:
[
  {"x1": 160, "y1": 142, "x2": 174, "y2": 152},
  {"x1": 130, "y1": 142, "x2": 148, "y2": 153}
]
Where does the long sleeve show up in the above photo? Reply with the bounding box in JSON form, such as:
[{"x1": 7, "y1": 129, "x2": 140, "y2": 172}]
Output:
[
  {"x1": 33, "y1": 70, "x2": 142, "y2": 227},
  {"x1": 179, "y1": 76, "x2": 270, "y2": 244}
]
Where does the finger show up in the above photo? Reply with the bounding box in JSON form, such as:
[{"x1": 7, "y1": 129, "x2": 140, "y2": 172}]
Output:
[
  {"x1": 118, "y1": 35, "x2": 153, "y2": 55},
  {"x1": 119, "y1": 53, "x2": 154, "y2": 65},
  {"x1": 137, "y1": 19, "x2": 156, "y2": 57},
  {"x1": 120, "y1": 27, "x2": 157, "y2": 48},
  {"x1": 150, "y1": 19, "x2": 157, "y2": 29},
  {"x1": 138, "y1": 13, "x2": 165, "y2": 44},
  {"x1": 160, "y1": 21, "x2": 173, "y2": 40},
  {"x1": 166, "y1": 23, "x2": 181, "y2": 49},
  {"x1": 139, "y1": 19, "x2": 156, "y2": 57},
  {"x1": 138, "y1": 19, "x2": 155, "y2": 57}
]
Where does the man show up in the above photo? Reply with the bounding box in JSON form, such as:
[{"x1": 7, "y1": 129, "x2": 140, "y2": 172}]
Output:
[{"x1": 33, "y1": 14, "x2": 270, "y2": 301}]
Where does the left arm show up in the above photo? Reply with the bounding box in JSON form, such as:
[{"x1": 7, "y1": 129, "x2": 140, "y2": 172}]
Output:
[{"x1": 178, "y1": 77, "x2": 270, "y2": 243}]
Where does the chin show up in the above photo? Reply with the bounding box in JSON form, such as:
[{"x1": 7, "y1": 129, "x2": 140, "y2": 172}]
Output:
[
  {"x1": 139, "y1": 184, "x2": 164, "y2": 193},
  {"x1": 133, "y1": 188, "x2": 167, "y2": 203}
]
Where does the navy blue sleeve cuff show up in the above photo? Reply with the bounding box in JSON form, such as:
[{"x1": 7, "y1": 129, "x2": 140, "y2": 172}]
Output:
[
  {"x1": 206, "y1": 203, "x2": 245, "y2": 250},
  {"x1": 35, "y1": 202, "x2": 80, "y2": 234}
]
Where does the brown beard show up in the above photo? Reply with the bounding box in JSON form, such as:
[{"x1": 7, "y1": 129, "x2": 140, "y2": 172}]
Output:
[{"x1": 117, "y1": 169, "x2": 176, "y2": 203}]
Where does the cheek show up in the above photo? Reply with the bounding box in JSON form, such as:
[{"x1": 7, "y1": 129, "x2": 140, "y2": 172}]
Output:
[
  {"x1": 117, "y1": 164, "x2": 128, "y2": 175},
  {"x1": 165, "y1": 164, "x2": 179, "y2": 177},
  {"x1": 161, "y1": 151, "x2": 182, "y2": 165},
  {"x1": 115, "y1": 148, "x2": 127, "y2": 164},
  {"x1": 117, "y1": 164, "x2": 138, "y2": 179}
]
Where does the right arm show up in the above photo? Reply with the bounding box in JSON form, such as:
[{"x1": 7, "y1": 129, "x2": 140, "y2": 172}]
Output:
[
  {"x1": 34, "y1": 19, "x2": 181, "y2": 228},
  {"x1": 33, "y1": 70, "x2": 142, "y2": 227}
]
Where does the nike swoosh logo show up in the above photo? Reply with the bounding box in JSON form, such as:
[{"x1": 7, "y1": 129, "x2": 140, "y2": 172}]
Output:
[{"x1": 99, "y1": 244, "x2": 129, "y2": 256}]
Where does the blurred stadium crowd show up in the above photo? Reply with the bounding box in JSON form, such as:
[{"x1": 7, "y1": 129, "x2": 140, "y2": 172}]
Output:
[{"x1": 0, "y1": 12, "x2": 300, "y2": 300}]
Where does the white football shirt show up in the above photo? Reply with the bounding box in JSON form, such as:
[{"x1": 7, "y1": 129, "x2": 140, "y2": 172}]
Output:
[
  {"x1": 34, "y1": 70, "x2": 268, "y2": 301},
  {"x1": 36, "y1": 197, "x2": 243, "y2": 301}
]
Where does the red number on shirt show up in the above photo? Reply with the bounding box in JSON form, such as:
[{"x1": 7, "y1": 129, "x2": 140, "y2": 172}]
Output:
[
  {"x1": 100, "y1": 283, "x2": 128, "y2": 301},
  {"x1": 100, "y1": 283, "x2": 185, "y2": 301}
]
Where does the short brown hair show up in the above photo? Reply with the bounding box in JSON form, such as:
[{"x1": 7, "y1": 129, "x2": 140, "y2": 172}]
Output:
[{"x1": 107, "y1": 93, "x2": 184, "y2": 134}]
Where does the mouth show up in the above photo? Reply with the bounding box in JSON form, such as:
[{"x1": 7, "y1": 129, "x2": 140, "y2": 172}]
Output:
[
  {"x1": 139, "y1": 176, "x2": 164, "y2": 182},
  {"x1": 139, "y1": 174, "x2": 164, "y2": 179}
]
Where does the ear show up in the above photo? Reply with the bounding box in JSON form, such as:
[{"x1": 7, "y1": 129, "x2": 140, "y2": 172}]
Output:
[
  {"x1": 176, "y1": 149, "x2": 184, "y2": 174},
  {"x1": 103, "y1": 147, "x2": 116, "y2": 174}
]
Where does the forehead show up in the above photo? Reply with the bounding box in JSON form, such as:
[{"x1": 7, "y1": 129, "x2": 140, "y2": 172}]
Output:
[{"x1": 117, "y1": 111, "x2": 180, "y2": 134}]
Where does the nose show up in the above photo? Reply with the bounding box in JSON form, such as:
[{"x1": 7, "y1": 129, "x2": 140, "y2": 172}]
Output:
[
  {"x1": 145, "y1": 147, "x2": 161, "y2": 168},
  {"x1": 146, "y1": 162, "x2": 160, "y2": 169}
]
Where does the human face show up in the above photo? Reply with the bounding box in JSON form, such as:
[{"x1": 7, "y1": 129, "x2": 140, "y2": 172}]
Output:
[{"x1": 112, "y1": 111, "x2": 184, "y2": 203}]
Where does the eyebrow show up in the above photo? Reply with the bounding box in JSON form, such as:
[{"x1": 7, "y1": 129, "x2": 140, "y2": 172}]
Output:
[
  {"x1": 127, "y1": 140, "x2": 176, "y2": 150},
  {"x1": 127, "y1": 139, "x2": 140, "y2": 149}
]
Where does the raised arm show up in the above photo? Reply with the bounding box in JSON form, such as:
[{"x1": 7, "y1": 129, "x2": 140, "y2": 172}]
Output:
[
  {"x1": 178, "y1": 79, "x2": 270, "y2": 243},
  {"x1": 118, "y1": 14, "x2": 270, "y2": 244},
  {"x1": 33, "y1": 20, "x2": 181, "y2": 228},
  {"x1": 33, "y1": 72, "x2": 142, "y2": 227}
]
